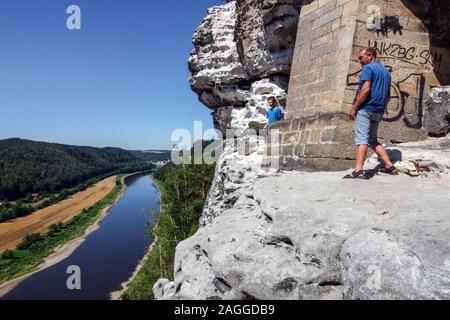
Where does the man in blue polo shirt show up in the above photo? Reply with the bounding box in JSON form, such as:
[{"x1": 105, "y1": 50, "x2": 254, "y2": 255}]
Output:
[
  {"x1": 264, "y1": 96, "x2": 283, "y2": 128},
  {"x1": 345, "y1": 47, "x2": 397, "y2": 179}
]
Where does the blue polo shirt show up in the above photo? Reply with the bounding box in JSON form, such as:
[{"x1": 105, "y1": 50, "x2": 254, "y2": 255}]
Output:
[
  {"x1": 358, "y1": 61, "x2": 391, "y2": 113},
  {"x1": 267, "y1": 106, "x2": 283, "y2": 127}
]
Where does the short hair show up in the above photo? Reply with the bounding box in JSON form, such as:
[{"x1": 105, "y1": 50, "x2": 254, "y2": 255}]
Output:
[
  {"x1": 360, "y1": 47, "x2": 377, "y2": 58},
  {"x1": 267, "y1": 96, "x2": 277, "y2": 104}
]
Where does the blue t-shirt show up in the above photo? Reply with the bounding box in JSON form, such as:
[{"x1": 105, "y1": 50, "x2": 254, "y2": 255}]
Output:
[
  {"x1": 267, "y1": 106, "x2": 283, "y2": 127},
  {"x1": 358, "y1": 61, "x2": 391, "y2": 113}
]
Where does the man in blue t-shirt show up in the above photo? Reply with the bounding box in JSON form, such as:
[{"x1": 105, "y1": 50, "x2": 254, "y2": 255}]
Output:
[
  {"x1": 264, "y1": 96, "x2": 283, "y2": 129},
  {"x1": 345, "y1": 47, "x2": 397, "y2": 179}
]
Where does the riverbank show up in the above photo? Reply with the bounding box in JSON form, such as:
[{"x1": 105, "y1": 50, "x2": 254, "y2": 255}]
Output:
[
  {"x1": 0, "y1": 176, "x2": 128, "y2": 297},
  {"x1": 0, "y1": 176, "x2": 117, "y2": 253},
  {"x1": 0, "y1": 205, "x2": 114, "y2": 297},
  {"x1": 119, "y1": 163, "x2": 216, "y2": 300},
  {"x1": 109, "y1": 175, "x2": 162, "y2": 300}
]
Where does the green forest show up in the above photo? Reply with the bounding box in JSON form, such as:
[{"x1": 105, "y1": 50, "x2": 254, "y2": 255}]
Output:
[
  {"x1": 0, "y1": 138, "x2": 155, "y2": 223},
  {"x1": 0, "y1": 138, "x2": 154, "y2": 201},
  {"x1": 122, "y1": 161, "x2": 216, "y2": 300}
]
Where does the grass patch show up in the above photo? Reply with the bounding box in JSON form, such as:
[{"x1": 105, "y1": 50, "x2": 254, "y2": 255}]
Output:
[{"x1": 0, "y1": 176, "x2": 124, "y2": 284}]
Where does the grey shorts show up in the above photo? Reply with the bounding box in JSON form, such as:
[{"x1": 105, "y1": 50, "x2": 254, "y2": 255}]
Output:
[{"x1": 355, "y1": 110, "x2": 383, "y2": 145}]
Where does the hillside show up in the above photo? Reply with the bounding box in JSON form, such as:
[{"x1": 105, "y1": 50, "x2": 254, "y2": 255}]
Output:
[
  {"x1": 0, "y1": 138, "x2": 153, "y2": 201},
  {"x1": 128, "y1": 150, "x2": 172, "y2": 162}
]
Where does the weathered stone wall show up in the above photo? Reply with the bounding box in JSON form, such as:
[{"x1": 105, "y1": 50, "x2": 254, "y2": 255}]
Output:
[
  {"x1": 277, "y1": 0, "x2": 450, "y2": 171},
  {"x1": 288, "y1": 0, "x2": 357, "y2": 117}
]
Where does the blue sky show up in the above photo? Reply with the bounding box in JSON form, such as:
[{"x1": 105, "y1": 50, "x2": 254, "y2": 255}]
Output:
[{"x1": 0, "y1": 0, "x2": 222, "y2": 150}]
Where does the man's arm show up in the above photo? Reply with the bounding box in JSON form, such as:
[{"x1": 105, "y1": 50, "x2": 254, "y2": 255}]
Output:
[{"x1": 349, "y1": 81, "x2": 371, "y2": 120}]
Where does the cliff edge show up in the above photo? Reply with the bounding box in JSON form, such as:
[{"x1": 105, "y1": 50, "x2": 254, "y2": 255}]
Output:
[{"x1": 154, "y1": 0, "x2": 450, "y2": 300}]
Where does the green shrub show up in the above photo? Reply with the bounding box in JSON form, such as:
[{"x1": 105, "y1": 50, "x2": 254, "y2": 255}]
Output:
[
  {"x1": 18, "y1": 233, "x2": 43, "y2": 250},
  {"x1": 1, "y1": 250, "x2": 15, "y2": 260}
]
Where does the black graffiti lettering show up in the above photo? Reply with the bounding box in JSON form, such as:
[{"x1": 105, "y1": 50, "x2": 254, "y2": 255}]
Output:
[
  {"x1": 419, "y1": 50, "x2": 430, "y2": 65},
  {"x1": 384, "y1": 16, "x2": 403, "y2": 36},
  {"x1": 368, "y1": 41, "x2": 442, "y2": 71},
  {"x1": 369, "y1": 41, "x2": 383, "y2": 57},
  {"x1": 382, "y1": 42, "x2": 391, "y2": 56},
  {"x1": 390, "y1": 44, "x2": 401, "y2": 57},
  {"x1": 375, "y1": 16, "x2": 403, "y2": 37},
  {"x1": 367, "y1": 13, "x2": 445, "y2": 72},
  {"x1": 405, "y1": 47, "x2": 415, "y2": 60},
  {"x1": 398, "y1": 47, "x2": 407, "y2": 59},
  {"x1": 416, "y1": 50, "x2": 443, "y2": 70}
]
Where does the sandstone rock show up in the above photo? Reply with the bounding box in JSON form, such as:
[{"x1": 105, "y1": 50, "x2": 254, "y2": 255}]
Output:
[
  {"x1": 189, "y1": 1, "x2": 246, "y2": 104},
  {"x1": 424, "y1": 87, "x2": 450, "y2": 136},
  {"x1": 153, "y1": 278, "x2": 170, "y2": 300},
  {"x1": 155, "y1": 137, "x2": 450, "y2": 300},
  {"x1": 200, "y1": 134, "x2": 274, "y2": 226},
  {"x1": 189, "y1": 0, "x2": 301, "y2": 133}
]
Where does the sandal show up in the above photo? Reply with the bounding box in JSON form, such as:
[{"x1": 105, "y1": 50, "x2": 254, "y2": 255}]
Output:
[
  {"x1": 379, "y1": 166, "x2": 399, "y2": 175},
  {"x1": 343, "y1": 170, "x2": 370, "y2": 179}
]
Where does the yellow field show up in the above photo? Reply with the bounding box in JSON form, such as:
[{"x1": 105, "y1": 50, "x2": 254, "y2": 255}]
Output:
[{"x1": 0, "y1": 176, "x2": 116, "y2": 253}]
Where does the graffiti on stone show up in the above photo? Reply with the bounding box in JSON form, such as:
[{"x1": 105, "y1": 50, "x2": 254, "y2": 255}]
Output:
[
  {"x1": 377, "y1": 16, "x2": 403, "y2": 37},
  {"x1": 368, "y1": 40, "x2": 443, "y2": 71},
  {"x1": 347, "y1": 67, "x2": 425, "y2": 128},
  {"x1": 366, "y1": 6, "x2": 403, "y2": 37}
]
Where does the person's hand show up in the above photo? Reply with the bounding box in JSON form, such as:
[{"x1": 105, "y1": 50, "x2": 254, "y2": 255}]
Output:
[{"x1": 348, "y1": 108, "x2": 357, "y2": 121}]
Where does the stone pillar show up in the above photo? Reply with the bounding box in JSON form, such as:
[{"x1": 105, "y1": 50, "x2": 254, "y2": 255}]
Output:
[
  {"x1": 288, "y1": 0, "x2": 358, "y2": 118},
  {"x1": 276, "y1": 0, "x2": 450, "y2": 171}
]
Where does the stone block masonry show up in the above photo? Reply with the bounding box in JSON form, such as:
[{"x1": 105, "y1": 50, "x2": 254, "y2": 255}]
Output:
[{"x1": 280, "y1": 0, "x2": 450, "y2": 171}]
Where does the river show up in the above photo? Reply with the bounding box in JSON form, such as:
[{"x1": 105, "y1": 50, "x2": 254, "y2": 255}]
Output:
[{"x1": 2, "y1": 174, "x2": 159, "y2": 300}]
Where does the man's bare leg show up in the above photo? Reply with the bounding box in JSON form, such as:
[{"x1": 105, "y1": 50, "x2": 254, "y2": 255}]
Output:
[
  {"x1": 356, "y1": 144, "x2": 369, "y2": 172},
  {"x1": 371, "y1": 143, "x2": 394, "y2": 168}
]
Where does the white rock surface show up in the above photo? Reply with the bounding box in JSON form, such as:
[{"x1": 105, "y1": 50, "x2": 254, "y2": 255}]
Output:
[
  {"x1": 201, "y1": 134, "x2": 275, "y2": 226},
  {"x1": 155, "y1": 137, "x2": 450, "y2": 300},
  {"x1": 189, "y1": 0, "x2": 301, "y2": 133},
  {"x1": 189, "y1": 2, "x2": 246, "y2": 97},
  {"x1": 424, "y1": 86, "x2": 450, "y2": 136}
]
